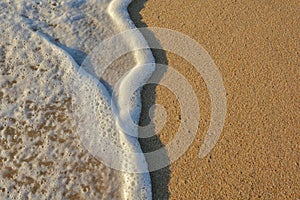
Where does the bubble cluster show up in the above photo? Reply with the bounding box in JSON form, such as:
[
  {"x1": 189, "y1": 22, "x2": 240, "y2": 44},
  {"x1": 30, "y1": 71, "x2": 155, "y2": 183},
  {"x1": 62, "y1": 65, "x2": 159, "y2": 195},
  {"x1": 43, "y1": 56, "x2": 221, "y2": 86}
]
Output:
[{"x1": 0, "y1": 15, "x2": 121, "y2": 199}]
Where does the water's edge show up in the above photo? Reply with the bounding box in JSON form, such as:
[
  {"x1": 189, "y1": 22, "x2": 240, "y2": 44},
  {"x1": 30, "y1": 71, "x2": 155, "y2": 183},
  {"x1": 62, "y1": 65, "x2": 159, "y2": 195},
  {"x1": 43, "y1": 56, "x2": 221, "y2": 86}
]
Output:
[{"x1": 108, "y1": 0, "x2": 155, "y2": 199}]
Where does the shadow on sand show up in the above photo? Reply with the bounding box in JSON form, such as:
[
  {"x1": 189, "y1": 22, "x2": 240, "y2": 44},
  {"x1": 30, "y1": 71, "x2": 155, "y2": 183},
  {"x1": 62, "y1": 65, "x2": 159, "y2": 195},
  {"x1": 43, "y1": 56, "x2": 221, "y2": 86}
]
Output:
[{"x1": 128, "y1": 1, "x2": 171, "y2": 199}]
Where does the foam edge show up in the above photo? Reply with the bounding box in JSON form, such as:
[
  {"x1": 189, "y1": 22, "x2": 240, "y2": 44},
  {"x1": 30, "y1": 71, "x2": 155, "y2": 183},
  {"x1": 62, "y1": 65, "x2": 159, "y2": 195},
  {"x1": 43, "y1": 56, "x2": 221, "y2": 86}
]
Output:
[{"x1": 108, "y1": 1, "x2": 155, "y2": 200}]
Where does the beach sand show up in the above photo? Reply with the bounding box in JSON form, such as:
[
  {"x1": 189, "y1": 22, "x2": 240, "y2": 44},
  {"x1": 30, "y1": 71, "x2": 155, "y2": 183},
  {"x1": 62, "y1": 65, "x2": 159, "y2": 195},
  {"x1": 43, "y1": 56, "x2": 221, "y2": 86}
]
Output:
[{"x1": 129, "y1": 0, "x2": 299, "y2": 199}]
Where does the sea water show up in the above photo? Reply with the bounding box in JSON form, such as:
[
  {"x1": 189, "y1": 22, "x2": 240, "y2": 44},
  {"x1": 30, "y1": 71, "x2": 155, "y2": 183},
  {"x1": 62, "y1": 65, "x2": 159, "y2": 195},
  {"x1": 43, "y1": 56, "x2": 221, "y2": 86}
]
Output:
[{"x1": 0, "y1": 0, "x2": 154, "y2": 199}]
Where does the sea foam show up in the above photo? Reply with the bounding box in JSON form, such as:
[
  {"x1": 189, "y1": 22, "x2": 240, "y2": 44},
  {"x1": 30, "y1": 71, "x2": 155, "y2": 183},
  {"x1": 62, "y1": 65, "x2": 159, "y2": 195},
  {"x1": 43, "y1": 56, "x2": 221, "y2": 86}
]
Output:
[{"x1": 0, "y1": 0, "x2": 153, "y2": 199}]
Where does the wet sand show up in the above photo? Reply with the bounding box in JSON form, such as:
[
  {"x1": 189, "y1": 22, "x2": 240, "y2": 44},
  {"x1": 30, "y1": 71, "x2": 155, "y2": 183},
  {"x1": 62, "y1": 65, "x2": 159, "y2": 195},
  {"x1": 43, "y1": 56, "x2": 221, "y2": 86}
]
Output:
[{"x1": 129, "y1": 0, "x2": 299, "y2": 199}]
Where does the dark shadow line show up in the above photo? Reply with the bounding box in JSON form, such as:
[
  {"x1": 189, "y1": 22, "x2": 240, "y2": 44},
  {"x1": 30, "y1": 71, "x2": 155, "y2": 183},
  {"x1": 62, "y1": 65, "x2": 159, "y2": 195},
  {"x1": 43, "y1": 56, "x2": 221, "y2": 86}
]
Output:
[{"x1": 128, "y1": 1, "x2": 170, "y2": 200}]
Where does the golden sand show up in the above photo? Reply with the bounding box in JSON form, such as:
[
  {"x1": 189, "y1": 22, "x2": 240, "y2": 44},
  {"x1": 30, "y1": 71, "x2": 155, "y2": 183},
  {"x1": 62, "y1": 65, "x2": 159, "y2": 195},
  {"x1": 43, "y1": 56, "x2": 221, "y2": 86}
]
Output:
[{"x1": 129, "y1": 0, "x2": 299, "y2": 199}]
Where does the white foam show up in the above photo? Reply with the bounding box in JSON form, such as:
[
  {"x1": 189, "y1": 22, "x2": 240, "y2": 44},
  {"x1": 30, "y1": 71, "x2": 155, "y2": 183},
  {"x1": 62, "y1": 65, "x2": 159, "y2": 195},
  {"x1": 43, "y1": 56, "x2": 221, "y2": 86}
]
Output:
[
  {"x1": 0, "y1": 21, "x2": 121, "y2": 199},
  {"x1": 108, "y1": 0, "x2": 155, "y2": 199},
  {"x1": 0, "y1": 0, "x2": 154, "y2": 199}
]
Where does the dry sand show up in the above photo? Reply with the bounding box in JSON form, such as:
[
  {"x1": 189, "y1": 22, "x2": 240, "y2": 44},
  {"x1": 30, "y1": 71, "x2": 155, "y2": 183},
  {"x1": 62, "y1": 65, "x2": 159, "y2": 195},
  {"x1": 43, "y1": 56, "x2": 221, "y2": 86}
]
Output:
[{"x1": 129, "y1": 0, "x2": 299, "y2": 199}]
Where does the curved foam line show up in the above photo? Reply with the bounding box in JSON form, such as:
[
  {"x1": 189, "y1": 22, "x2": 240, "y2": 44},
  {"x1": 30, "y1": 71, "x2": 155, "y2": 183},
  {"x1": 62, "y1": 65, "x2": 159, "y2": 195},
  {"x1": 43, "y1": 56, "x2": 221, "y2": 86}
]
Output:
[
  {"x1": 108, "y1": 0, "x2": 154, "y2": 64},
  {"x1": 108, "y1": 1, "x2": 155, "y2": 200}
]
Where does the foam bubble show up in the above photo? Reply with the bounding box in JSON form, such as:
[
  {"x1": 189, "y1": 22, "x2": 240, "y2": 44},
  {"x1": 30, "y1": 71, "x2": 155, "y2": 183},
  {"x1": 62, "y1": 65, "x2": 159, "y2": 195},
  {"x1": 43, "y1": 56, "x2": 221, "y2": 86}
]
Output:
[{"x1": 0, "y1": 5, "x2": 121, "y2": 199}]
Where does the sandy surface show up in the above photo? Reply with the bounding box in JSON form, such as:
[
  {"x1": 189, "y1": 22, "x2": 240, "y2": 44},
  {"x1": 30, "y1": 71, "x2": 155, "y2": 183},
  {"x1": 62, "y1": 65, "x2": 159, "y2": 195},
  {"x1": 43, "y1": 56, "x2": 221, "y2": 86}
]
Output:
[{"x1": 129, "y1": 0, "x2": 299, "y2": 199}]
